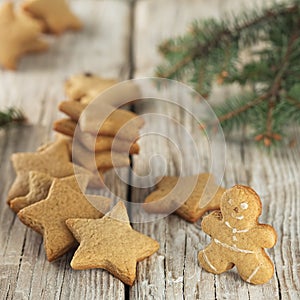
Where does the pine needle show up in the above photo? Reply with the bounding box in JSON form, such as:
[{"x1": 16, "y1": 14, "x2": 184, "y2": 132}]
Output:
[{"x1": 0, "y1": 107, "x2": 26, "y2": 128}]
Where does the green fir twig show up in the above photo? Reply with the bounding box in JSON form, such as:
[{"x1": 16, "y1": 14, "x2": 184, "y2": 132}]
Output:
[
  {"x1": 0, "y1": 107, "x2": 26, "y2": 128},
  {"x1": 156, "y1": 0, "x2": 300, "y2": 147}
]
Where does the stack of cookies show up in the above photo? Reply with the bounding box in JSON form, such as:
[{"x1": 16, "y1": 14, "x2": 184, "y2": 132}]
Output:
[{"x1": 53, "y1": 73, "x2": 145, "y2": 187}]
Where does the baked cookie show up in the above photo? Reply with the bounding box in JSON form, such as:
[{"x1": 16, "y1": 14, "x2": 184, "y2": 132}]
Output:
[
  {"x1": 9, "y1": 171, "x2": 89, "y2": 213},
  {"x1": 7, "y1": 139, "x2": 89, "y2": 202},
  {"x1": 72, "y1": 140, "x2": 130, "y2": 171},
  {"x1": 65, "y1": 73, "x2": 118, "y2": 104},
  {"x1": 58, "y1": 101, "x2": 144, "y2": 141},
  {"x1": 144, "y1": 174, "x2": 225, "y2": 222},
  {"x1": 53, "y1": 118, "x2": 140, "y2": 154},
  {"x1": 198, "y1": 185, "x2": 277, "y2": 285},
  {"x1": 0, "y1": 2, "x2": 48, "y2": 70},
  {"x1": 22, "y1": 0, "x2": 82, "y2": 35},
  {"x1": 17, "y1": 179, "x2": 108, "y2": 261},
  {"x1": 66, "y1": 202, "x2": 159, "y2": 285}
]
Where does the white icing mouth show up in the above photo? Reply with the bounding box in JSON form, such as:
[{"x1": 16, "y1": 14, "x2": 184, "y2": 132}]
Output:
[{"x1": 231, "y1": 213, "x2": 244, "y2": 220}]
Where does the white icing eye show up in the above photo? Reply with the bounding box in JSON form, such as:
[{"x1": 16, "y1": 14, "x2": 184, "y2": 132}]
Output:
[
  {"x1": 240, "y1": 202, "x2": 248, "y2": 210},
  {"x1": 228, "y1": 198, "x2": 233, "y2": 205}
]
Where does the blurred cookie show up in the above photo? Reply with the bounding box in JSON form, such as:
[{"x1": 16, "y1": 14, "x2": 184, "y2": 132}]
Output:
[
  {"x1": 22, "y1": 0, "x2": 82, "y2": 34},
  {"x1": 0, "y1": 2, "x2": 48, "y2": 70},
  {"x1": 65, "y1": 73, "x2": 118, "y2": 104}
]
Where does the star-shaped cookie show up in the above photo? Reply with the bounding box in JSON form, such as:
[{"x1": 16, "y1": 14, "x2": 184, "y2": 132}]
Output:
[
  {"x1": 17, "y1": 179, "x2": 109, "y2": 261},
  {"x1": 144, "y1": 173, "x2": 226, "y2": 222},
  {"x1": 9, "y1": 171, "x2": 89, "y2": 213},
  {"x1": 22, "y1": 0, "x2": 82, "y2": 35},
  {"x1": 66, "y1": 202, "x2": 159, "y2": 286},
  {"x1": 0, "y1": 2, "x2": 48, "y2": 70},
  {"x1": 65, "y1": 73, "x2": 118, "y2": 104},
  {"x1": 7, "y1": 139, "x2": 88, "y2": 202}
]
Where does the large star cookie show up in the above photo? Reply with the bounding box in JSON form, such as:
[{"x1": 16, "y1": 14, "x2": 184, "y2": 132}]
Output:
[
  {"x1": 144, "y1": 173, "x2": 226, "y2": 222},
  {"x1": 9, "y1": 171, "x2": 89, "y2": 213},
  {"x1": 7, "y1": 139, "x2": 88, "y2": 202},
  {"x1": 22, "y1": 0, "x2": 82, "y2": 34},
  {"x1": 18, "y1": 179, "x2": 110, "y2": 261},
  {"x1": 66, "y1": 202, "x2": 159, "y2": 285},
  {"x1": 0, "y1": 2, "x2": 48, "y2": 70}
]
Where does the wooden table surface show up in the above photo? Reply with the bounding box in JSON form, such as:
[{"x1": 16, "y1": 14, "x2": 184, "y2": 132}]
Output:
[{"x1": 0, "y1": 0, "x2": 299, "y2": 299}]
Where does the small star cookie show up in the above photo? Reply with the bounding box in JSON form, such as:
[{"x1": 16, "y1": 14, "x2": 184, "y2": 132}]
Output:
[
  {"x1": 0, "y1": 2, "x2": 48, "y2": 70},
  {"x1": 7, "y1": 139, "x2": 89, "y2": 202},
  {"x1": 65, "y1": 73, "x2": 118, "y2": 104},
  {"x1": 22, "y1": 0, "x2": 82, "y2": 35},
  {"x1": 144, "y1": 173, "x2": 226, "y2": 222},
  {"x1": 66, "y1": 202, "x2": 159, "y2": 286},
  {"x1": 17, "y1": 179, "x2": 109, "y2": 261},
  {"x1": 198, "y1": 185, "x2": 277, "y2": 285},
  {"x1": 9, "y1": 171, "x2": 89, "y2": 213}
]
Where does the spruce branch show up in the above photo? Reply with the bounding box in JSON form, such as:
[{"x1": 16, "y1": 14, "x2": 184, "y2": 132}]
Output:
[
  {"x1": 0, "y1": 107, "x2": 26, "y2": 128},
  {"x1": 157, "y1": 0, "x2": 300, "y2": 147}
]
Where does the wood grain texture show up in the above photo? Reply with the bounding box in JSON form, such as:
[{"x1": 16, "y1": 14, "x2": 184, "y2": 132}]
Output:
[
  {"x1": 0, "y1": 1, "x2": 131, "y2": 299},
  {"x1": 0, "y1": 0, "x2": 299, "y2": 299},
  {"x1": 131, "y1": 0, "x2": 300, "y2": 299}
]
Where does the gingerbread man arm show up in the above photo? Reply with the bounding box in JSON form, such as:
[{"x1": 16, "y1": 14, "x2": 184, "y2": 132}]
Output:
[
  {"x1": 201, "y1": 210, "x2": 223, "y2": 236},
  {"x1": 251, "y1": 224, "x2": 277, "y2": 248}
]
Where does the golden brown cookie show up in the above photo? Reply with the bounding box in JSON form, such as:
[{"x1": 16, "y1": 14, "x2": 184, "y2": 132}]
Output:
[
  {"x1": 198, "y1": 185, "x2": 277, "y2": 285},
  {"x1": 144, "y1": 174, "x2": 225, "y2": 222},
  {"x1": 17, "y1": 179, "x2": 108, "y2": 261},
  {"x1": 58, "y1": 101, "x2": 144, "y2": 141},
  {"x1": 53, "y1": 118, "x2": 140, "y2": 154},
  {"x1": 9, "y1": 171, "x2": 89, "y2": 213},
  {"x1": 72, "y1": 140, "x2": 130, "y2": 171},
  {"x1": 66, "y1": 202, "x2": 159, "y2": 285},
  {"x1": 0, "y1": 2, "x2": 48, "y2": 70},
  {"x1": 22, "y1": 0, "x2": 82, "y2": 35},
  {"x1": 65, "y1": 73, "x2": 118, "y2": 104},
  {"x1": 7, "y1": 139, "x2": 89, "y2": 203}
]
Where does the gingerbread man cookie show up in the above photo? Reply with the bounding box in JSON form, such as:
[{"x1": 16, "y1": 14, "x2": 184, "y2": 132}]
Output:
[{"x1": 198, "y1": 185, "x2": 277, "y2": 285}]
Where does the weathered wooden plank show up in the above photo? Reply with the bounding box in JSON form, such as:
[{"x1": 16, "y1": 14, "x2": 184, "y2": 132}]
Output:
[
  {"x1": 133, "y1": 0, "x2": 221, "y2": 77},
  {"x1": 131, "y1": 1, "x2": 224, "y2": 299},
  {"x1": 131, "y1": 0, "x2": 299, "y2": 299},
  {"x1": 0, "y1": 0, "x2": 132, "y2": 134},
  {"x1": 0, "y1": 1, "x2": 132, "y2": 299}
]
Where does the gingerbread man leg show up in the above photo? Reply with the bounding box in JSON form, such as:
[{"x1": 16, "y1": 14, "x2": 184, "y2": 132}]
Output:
[
  {"x1": 198, "y1": 243, "x2": 234, "y2": 274},
  {"x1": 235, "y1": 251, "x2": 274, "y2": 285}
]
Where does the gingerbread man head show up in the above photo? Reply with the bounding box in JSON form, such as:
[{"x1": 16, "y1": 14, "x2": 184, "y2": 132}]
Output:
[{"x1": 221, "y1": 185, "x2": 262, "y2": 229}]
